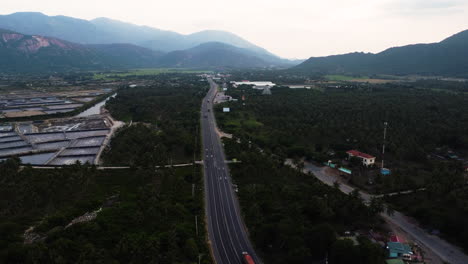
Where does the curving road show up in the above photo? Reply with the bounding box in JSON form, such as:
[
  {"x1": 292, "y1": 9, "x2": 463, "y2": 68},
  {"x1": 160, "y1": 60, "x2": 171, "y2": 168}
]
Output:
[{"x1": 202, "y1": 78, "x2": 262, "y2": 264}]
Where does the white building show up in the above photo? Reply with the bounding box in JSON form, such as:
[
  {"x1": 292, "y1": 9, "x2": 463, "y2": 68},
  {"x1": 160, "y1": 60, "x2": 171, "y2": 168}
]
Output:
[
  {"x1": 347, "y1": 150, "x2": 376, "y2": 166},
  {"x1": 231, "y1": 81, "x2": 276, "y2": 89}
]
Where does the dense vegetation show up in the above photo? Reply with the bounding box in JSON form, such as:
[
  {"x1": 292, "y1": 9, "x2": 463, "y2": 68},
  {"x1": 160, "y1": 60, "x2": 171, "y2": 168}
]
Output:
[
  {"x1": 223, "y1": 138, "x2": 385, "y2": 264},
  {"x1": 386, "y1": 160, "x2": 468, "y2": 251},
  {"x1": 103, "y1": 74, "x2": 207, "y2": 165},
  {"x1": 0, "y1": 158, "x2": 209, "y2": 264},
  {"x1": 216, "y1": 81, "x2": 468, "y2": 192},
  {"x1": 228, "y1": 69, "x2": 316, "y2": 84}
]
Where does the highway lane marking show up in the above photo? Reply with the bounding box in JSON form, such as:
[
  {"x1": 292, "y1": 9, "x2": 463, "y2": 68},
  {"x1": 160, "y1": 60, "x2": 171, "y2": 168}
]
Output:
[
  {"x1": 214, "y1": 147, "x2": 246, "y2": 257},
  {"x1": 207, "y1": 90, "x2": 260, "y2": 263},
  {"x1": 205, "y1": 136, "x2": 232, "y2": 264},
  {"x1": 203, "y1": 97, "x2": 232, "y2": 264},
  {"x1": 205, "y1": 113, "x2": 237, "y2": 264},
  {"x1": 208, "y1": 117, "x2": 245, "y2": 263},
  {"x1": 211, "y1": 156, "x2": 243, "y2": 264},
  {"x1": 205, "y1": 80, "x2": 262, "y2": 263},
  {"x1": 206, "y1": 86, "x2": 243, "y2": 264},
  {"x1": 203, "y1": 167, "x2": 223, "y2": 263}
]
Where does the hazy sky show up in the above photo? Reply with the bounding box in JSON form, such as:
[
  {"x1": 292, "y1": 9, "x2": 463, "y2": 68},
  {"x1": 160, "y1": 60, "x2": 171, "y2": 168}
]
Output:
[{"x1": 2, "y1": 0, "x2": 468, "y2": 58}]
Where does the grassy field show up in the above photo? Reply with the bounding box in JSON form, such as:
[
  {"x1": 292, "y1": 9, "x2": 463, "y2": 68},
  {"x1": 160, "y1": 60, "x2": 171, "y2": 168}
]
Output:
[
  {"x1": 325, "y1": 74, "x2": 358, "y2": 81},
  {"x1": 325, "y1": 74, "x2": 398, "y2": 83},
  {"x1": 94, "y1": 68, "x2": 212, "y2": 79}
]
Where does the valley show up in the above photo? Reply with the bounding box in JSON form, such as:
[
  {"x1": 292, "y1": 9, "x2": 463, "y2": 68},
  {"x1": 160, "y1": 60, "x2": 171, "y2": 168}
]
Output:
[{"x1": 1, "y1": 6, "x2": 468, "y2": 264}]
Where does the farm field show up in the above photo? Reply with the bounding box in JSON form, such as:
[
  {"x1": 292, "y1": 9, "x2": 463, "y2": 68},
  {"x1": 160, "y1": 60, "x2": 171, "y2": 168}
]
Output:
[{"x1": 94, "y1": 68, "x2": 212, "y2": 79}]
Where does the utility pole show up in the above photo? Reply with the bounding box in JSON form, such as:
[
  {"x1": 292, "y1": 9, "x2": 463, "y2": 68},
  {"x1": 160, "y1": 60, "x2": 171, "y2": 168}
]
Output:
[
  {"x1": 192, "y1": 123, "x2": 198, "y2": 198},
  {"x1": 381, "y1": 122, "x2": 388, "y2": 169}
]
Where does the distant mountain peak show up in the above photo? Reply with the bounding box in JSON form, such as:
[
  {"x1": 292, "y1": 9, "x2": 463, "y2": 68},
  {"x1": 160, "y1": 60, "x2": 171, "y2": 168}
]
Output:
[
  {"x1": 440, "y1": 29, "x2": 468, "y2": 44},
  {"x1": 294, "y1": 28, "x2": 468, "y2": 77},
  {"x1": 0, "y1": 28, "x2": 166, "y2": 72},
  {"x1": 0, "y1": 29, "x2": 79, "y2": 53},
  {"x1": 0, "y1": 12, "x2": 302, "y2": 69},
  {"x1": 10, "y1": 11, "x2": 46, "y2": 16}
]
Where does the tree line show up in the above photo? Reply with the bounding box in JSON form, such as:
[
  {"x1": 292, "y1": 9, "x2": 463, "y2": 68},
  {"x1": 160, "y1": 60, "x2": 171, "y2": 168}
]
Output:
[
  {"x1": 103, "y1": 73, "x2": 208, "y2": 165},
  {"x1": 0, "y1": 158, "x2": 210, "y2": 264}
]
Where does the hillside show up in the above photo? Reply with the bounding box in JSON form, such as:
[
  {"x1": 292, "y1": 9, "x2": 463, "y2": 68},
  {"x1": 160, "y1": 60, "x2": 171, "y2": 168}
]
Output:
[
  {"x1": 155, "y1": 42, "x2": 272, "y2": 68},
  {"x1": 294, "y1": 30, "x2": 468, "y2": 77},
  {"x1": 0, "y1": 29, "x2": 162, "y2": 72},
  {"x1": 89, "y1": 43, "x2": 164, "y2": 68},
  {"x1": 0, "y1": 29, "x2": 283, "y2": 72},
  {"x1": 0, "y1": 12, "x2": 296, "y2": 66}
]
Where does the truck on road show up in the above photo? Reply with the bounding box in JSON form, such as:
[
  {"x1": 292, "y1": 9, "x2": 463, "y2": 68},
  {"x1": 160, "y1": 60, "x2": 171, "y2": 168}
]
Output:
[{"x1": 242, "y1": 252, "x2": 255, "y2": 264}]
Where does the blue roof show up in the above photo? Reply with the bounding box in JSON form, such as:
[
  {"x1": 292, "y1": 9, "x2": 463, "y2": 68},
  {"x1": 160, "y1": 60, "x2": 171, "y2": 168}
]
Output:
[
  {"x1": 339, "y1": 167, "x2": 352, "y2": 174},
  {"x1": 387, "y1": 242, "x2": 412, "y2": 255}
]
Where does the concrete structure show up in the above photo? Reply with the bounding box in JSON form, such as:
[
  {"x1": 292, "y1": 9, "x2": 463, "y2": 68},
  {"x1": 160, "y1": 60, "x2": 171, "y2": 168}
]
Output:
[
  {"x1": 287, "y1": 85, "x2": 312, "y2": 89},
  {"x1": 231, "y1": 81, "x2": 276, "y2": 90},
  {"x1": 347, "y1": 150, "x2": 376, "y2": 166}
]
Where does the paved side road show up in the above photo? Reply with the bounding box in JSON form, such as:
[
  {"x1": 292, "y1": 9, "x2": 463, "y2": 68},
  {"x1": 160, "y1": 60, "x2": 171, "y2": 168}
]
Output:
[
  {"x1": 300, "y1": 161, "x2": 468, "y2": 264},
  {"x1": 202, "y1": 79, "x2": 262, "y2": 264}
]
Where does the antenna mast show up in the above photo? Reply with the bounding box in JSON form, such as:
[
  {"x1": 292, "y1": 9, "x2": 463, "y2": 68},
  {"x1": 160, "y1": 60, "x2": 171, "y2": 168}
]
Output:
[{"x1": 381, "y1": 122, "x2": 388, "y2": 169}]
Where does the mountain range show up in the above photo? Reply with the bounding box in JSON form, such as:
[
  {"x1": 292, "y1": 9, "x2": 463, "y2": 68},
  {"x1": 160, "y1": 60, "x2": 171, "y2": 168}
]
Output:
[
  {"x1": 294, "y1": 30, "x2": 468, "y2": 77},
  {"x1": 0, "y1": 12, "x2": 298, "y2": 72},
  {"x1": 0, "y1": 27, "x2": 294, "y2": 72},
  {"x1": 0, "y1": 28, "x2": 165, "y2": 72},
  {"x1": 1, "y1": 12, "x2": 468, "y2": 76}
]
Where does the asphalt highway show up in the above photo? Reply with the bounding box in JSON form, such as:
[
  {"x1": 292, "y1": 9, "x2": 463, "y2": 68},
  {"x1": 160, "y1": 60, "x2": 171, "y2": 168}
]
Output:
[{"x1": 202, "y1": 78, "x2": 262, "y2": 264}]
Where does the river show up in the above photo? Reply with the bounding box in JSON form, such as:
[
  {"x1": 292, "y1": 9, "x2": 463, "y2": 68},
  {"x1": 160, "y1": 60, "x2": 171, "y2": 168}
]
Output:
[{"x1": 75, "y1": 93, "x2": 117, "y2": 117}]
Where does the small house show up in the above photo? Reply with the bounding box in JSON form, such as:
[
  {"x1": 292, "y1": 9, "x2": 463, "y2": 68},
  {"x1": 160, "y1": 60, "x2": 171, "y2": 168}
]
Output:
[
  {"x1": 347, "y1": 150, "x2": 376, "y2": 166},
  {"x1": 387, "y1": 242, "x2": 413, "y2": 258}
]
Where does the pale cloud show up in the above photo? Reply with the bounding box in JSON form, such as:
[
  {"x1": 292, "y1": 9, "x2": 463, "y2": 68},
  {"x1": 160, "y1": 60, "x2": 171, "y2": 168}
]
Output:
[
  {"x1": 1, "y1": 0, "x2": 467, "y2": 58},
  {"x1": 382, "y1": 0, "x2": 468, "y2": 15}
]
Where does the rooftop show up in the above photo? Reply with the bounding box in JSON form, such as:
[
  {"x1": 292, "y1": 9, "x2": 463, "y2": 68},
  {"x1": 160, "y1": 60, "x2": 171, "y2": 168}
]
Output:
[
  {"x1": 387, "y1": 242, "x2": 412, "y2": 255},
  {"x1": 347, "y1": 150, "x2": 375, "y2": 159}
]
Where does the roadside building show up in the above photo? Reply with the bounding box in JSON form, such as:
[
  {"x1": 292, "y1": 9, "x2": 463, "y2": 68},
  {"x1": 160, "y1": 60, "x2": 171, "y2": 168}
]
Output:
[
  {"x1": 389, "y1": 235, "x2": 402, "y2": 243},
  {"x1": 231, "y1": 81, "x2": 276, "y2": 90},
  {"x1": 346, "y1": 150, "x2": 376, "y2": 166},
  {"x1": 386, "y1": 242, "x2": 413, "y2": 258}
]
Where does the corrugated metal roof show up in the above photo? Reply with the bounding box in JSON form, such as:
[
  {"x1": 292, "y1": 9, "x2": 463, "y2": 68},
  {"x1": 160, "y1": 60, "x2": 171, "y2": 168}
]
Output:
[{"x1": 347, "y1": 149, "x2": 375, "y2": 159}]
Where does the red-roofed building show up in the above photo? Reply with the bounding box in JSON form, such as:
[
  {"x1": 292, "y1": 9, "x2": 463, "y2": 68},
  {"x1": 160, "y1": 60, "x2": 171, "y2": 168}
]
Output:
[
  {"x1": 347, "y1": 150, "x2": 376, "y2": 166},
  {"x1": 390, "y1": 235, "x2": 403, "y2": 243}
]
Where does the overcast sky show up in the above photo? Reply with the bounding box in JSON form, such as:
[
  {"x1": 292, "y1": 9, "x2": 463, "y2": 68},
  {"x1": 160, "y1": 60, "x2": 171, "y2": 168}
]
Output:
[{"x1": 2, "y1": 0, "x2": 468, "y2": 58}]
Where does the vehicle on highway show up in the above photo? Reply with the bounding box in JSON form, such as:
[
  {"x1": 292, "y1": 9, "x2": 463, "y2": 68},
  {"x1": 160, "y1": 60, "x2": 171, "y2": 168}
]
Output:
[{"x1": 242, "y1": 252, "x2": 255, "y2": 264}]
